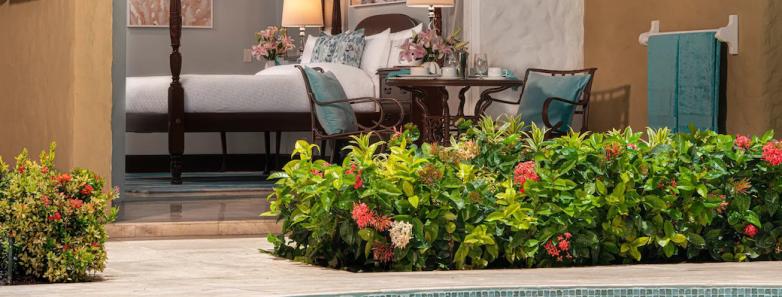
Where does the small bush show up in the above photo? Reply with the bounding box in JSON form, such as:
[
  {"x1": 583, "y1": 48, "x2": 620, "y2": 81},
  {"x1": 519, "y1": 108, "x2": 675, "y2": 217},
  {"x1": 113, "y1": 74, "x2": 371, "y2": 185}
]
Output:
[
  {"x1": 266, "y1": 117, "x2": 782, "y2": 271},
  {"x1": 0, "y1": 144, "x2": 117, "y2": 282}
]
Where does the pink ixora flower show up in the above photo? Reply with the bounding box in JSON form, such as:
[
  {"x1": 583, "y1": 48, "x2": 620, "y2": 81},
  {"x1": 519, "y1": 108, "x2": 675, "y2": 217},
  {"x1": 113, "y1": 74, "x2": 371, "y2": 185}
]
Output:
[
  {"x1": 762, "y1": 140, "x2": 782, "y2": 166},
  {"x1": 513, "y1": 161, "x2": 539, "y2": 193},
  {"x1": 735, "y1": 135, "x2": 751, "y2": 150},
  {"x1": 351, "y1": 202, "x2": 374, "y2": 229}
]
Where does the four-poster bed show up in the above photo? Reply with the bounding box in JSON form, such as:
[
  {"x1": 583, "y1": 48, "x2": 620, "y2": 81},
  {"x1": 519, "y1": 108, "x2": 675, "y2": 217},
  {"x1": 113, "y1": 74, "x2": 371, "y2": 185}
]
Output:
[{"x1": 125, "y1": 0, "x2": 432, "y2": 184}]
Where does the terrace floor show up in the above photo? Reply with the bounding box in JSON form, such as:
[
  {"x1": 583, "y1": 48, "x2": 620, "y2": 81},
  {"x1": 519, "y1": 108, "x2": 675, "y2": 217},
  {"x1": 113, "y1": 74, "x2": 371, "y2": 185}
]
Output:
[{"x1": 3, "y1": 237, "x2": 782, "y2": 297}]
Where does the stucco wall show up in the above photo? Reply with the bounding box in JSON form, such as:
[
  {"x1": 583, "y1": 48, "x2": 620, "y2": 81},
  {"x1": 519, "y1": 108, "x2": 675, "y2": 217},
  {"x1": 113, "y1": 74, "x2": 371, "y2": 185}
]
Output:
[
  {"x1": 0, "y1": 0, "x2": 113, "y2": 182},
  {"x1": 584, "y1": 0, "x2": 782, "y2": 135},
  {"x1": 472, "y1": 0, "x2": 584, "y2": 116}
]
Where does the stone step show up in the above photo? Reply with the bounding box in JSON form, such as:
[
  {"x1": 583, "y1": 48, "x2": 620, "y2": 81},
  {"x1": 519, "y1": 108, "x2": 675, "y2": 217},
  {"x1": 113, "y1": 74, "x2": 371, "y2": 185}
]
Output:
[{"x1": 106, "y1": 220, "x2": 281, "y2": 240}]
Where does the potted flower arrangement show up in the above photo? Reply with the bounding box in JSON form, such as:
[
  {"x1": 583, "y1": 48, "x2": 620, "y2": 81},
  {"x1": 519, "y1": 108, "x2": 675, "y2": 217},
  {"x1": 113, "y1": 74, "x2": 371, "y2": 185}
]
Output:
[
  {"x1": 251, "y1": 26, "x2": 295, "y2": 69},
  {"x1": 399, "y1": 28, "x2": 468, "y2": 75}
]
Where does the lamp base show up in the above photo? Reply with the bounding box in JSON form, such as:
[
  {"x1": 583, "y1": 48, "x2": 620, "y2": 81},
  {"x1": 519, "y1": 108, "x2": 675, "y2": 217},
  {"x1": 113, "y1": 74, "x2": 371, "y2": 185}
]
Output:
[{"x1": 298, "y1": 27, "x2": 306, "y2": 63}]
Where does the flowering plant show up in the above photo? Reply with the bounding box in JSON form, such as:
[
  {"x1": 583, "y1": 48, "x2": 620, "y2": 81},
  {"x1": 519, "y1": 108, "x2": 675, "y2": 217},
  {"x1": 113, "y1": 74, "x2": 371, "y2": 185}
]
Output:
[
  {"x1": 399, "y1": 28, "x2": 468, "y2": 63},
  {"x1": 267, "y1": 118, "x2": 782, "y2": 271},
  {"x1": 0, "y1": 144, "x2": 117, "y2": 282},
  {"x1": 251, "y1": 26, "x2": 295, "y2": 62}
]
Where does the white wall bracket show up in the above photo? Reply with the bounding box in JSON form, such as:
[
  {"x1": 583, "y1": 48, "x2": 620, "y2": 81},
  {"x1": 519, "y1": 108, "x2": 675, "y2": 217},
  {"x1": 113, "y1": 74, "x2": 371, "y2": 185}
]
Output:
[{"x1": 639, "y1": 15, "x2": 738, "y2": 55}]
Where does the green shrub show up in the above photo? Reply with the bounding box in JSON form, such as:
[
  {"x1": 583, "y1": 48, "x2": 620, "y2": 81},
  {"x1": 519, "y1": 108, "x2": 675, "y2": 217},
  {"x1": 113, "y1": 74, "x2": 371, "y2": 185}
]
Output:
[
  {"x1": 0, "y1": 144, "x2": 117, "y2": 282},
  {"x1": 266, "y1": 117, "x2": 782, "y2": 271}
]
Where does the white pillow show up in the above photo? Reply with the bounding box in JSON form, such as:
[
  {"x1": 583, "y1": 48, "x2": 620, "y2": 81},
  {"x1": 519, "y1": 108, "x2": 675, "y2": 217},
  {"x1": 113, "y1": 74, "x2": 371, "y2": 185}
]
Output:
[
  {"x1": 300, "y1": 35, "x2": 319, "y2": 64},
  {"x1": 386, "y1": 23, "x2": 424, "y2": 67},
  {"x1": 360, "y1": 29, "x2": 391, "y2": 76}
]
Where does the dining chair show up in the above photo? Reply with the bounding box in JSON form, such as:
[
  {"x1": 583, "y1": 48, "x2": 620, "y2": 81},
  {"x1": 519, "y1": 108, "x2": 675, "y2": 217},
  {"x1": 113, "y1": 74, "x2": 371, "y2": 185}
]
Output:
[
  {"x1": 296, "y1": 65, "x2": 404, "y2": 162},
  {"x1": 474, "y1": 68, "x2": 597, "y2": 137}
]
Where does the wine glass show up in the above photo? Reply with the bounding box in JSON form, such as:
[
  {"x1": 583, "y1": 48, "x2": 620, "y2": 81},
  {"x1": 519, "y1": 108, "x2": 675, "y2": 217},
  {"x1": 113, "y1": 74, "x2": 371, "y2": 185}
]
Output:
[{"x1": 474, "y1": 53, "x2": 488, "y2": 78}]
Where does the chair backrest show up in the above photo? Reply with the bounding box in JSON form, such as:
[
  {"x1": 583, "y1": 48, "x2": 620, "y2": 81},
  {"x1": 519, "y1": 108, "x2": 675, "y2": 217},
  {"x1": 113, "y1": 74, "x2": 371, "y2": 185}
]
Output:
[
  {"x1": 296, "y1": 65, "x2": 332, "y2": 140},
  {"x1": 522, "y1": 68, "x2": 597, "y2": 132}
]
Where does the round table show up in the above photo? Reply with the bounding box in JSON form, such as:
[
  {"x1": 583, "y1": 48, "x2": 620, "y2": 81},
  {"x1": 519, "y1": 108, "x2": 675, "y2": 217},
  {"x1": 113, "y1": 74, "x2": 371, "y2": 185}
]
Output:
[{"x1": 386, "y1": 77, "x2": 524, "y2": 143}]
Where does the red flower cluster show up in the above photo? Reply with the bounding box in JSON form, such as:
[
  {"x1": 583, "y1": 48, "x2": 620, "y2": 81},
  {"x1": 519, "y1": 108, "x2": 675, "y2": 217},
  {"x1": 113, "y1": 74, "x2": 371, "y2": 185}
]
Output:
[
  {"x1": 762, "y1": 141, "x2": 782, "y2": 166},
  {"x1": 604, "y1": 143, "x2": 623, "y2": 160},
  {"x1": 41, "y1": 195, "x2": 51, "y2": 206},
  {"x1": 80, "y1": 184, "x2": 94, "y2": 196},
  {"x1": 69, "y1": 198, "x2": 84, "y2": 209},
  {"x1": 744, "y1": 224, "x2": 758, "y2": 238},
  {"x1": 48, "y1": 211, "x2": 62, "y2": 221},
  {"x1": 310, "y1": 169, "x2": 323, "y2": 178},
  {"x1": 351, "y1": 202, "x2": 374, "y2": 229},
  {"x1": 735, "y1": 135, "x2": 751, "y2": 150},
  {"x1": 41, "y1": 166, "x2": 49, "y2": 174},
  {"x1": 345, "y1": 164, "x2": 364, "y2": 189},
  {"x1": 55, "y1": 173, "x2": 72, "y2": 184},
  {"x1": 513, "y1": 161, "x2": 539, "y2": 193},
  {"x1": 626, "y1": 143, "x2": 638, "y2": 150},
  {"x1": 372, "y1": 242, "x2": 395, "y2": 263},
  {"x1": 351, "y1": 202, "x2": 394, "y2": 232},
  {"x1": 544, "y1": 232, "x2": 573, "y2": 262},
  {"x1": 17, "y1": 165, "x2": 25, "y2": 174}
]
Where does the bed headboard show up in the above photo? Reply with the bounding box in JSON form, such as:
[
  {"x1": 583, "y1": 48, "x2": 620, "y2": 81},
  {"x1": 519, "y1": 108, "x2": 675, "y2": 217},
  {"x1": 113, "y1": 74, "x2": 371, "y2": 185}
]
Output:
[{"x1": 355, "y1": 14, "x2": 419, "y2": 35}]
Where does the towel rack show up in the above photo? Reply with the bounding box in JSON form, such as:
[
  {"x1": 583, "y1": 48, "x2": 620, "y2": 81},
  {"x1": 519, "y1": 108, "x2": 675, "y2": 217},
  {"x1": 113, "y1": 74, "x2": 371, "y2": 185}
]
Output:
[{"x1": 639, "y1": 15, "x2": 738, "y2": 55}]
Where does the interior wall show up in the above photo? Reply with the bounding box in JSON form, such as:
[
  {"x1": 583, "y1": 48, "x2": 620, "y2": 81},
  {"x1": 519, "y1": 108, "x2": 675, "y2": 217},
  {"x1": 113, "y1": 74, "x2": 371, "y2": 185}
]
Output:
[
  {"x1": 584, "y1": 0, "x2": 782, "y2": 135},
  {"x1": 126, "y1": 0, "x2": 283, "y2": 76},
  {"x1": 469, "y1": 0, "x2": 585, "y2": 116},
  {"x1": 0, "y1": 0, "x2": 113, "y2": 182}
]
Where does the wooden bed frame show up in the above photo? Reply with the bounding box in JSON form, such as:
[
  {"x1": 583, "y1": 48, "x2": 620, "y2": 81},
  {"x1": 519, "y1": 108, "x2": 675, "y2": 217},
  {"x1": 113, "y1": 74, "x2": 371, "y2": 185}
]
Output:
[{"x1": 126, "y1": 0, "x2": 428, "y2": 184}]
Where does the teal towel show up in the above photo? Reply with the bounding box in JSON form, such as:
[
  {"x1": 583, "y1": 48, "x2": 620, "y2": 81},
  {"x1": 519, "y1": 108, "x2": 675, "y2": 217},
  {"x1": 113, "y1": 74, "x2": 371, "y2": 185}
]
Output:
[
  {"x1": 503, "y1": 69, "x2": 520, "y2": 91},
  {"x1": 387, "y1": 69, "x2": 411, "y2": 78},
  {"x1": 647, "y1": 32, "x2": 722, "y2": 132}
]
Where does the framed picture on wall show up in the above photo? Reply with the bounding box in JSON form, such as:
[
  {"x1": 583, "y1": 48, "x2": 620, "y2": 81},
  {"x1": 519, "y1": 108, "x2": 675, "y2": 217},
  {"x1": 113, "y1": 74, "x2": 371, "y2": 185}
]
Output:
[
  {"x1": 128, "y1": 0, "x2": 213, "y2": 28},
  {"x1": 350, "y1": 0, "x2": 405, "y2": 8}
]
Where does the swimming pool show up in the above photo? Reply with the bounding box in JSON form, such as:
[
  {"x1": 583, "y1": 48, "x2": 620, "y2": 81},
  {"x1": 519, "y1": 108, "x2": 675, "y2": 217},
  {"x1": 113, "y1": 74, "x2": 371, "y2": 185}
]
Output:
[{"x1": 305, "y1": 287, "x2": 782, "y2": 297}]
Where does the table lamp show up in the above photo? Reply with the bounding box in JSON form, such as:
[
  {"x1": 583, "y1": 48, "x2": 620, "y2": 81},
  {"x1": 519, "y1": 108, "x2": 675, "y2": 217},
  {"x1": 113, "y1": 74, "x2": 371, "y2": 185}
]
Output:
[
  {"x1": 282, "y1": 0, "x2": 324, "y2": 58},
  {"x1": 407, "y1": 0, "x2": 454, "y2": 30}
]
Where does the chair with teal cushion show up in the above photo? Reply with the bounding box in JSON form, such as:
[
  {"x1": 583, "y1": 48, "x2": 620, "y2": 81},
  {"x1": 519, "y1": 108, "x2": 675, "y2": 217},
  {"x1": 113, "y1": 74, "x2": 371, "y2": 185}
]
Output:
[
  {"x1": 475, "y1": 68, "x2": 597, "y2": 137},
  {"x1": 296, "y1": 66, "x2": 404, "y2": 161}
]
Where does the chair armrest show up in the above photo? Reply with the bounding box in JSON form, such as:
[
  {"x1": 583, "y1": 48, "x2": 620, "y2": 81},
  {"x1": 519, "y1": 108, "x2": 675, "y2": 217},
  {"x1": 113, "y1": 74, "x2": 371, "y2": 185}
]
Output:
[
  {"x1": 313, "y1": 97, "x2": 405, "y2": 131},
  {"x1": 474, "y1": 85, "x2": 523, "y2": 116},
  {"x1": 542, "y1": 96, "x2": 584, "y2": 131}
]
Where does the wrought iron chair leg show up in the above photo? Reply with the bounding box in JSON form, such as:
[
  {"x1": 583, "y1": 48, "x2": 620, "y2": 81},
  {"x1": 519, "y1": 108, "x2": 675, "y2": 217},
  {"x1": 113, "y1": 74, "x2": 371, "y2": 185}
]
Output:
[{"x1": 263, "y1": 131, "x2": 271, "y2": 175}]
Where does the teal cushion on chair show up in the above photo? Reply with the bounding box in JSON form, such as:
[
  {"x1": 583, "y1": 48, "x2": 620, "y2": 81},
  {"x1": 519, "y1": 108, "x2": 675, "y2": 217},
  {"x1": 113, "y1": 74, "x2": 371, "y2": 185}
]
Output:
[
  {"x1": 302, "y1": 67, "x2": 358, "y2": 135},
  {"x1": 517, "y1": 72, "x2": 591, "y2": 133}
]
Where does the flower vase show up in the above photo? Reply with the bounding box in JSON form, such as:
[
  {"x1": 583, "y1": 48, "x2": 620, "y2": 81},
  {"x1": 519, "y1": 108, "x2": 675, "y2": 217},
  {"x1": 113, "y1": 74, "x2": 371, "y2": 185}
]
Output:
[
  {"x1": 422, "y1": 61, "x2": 441, "y2": 75},
  {"x1": 264, "y1": 57, "x2": 281, "y2": 69}
]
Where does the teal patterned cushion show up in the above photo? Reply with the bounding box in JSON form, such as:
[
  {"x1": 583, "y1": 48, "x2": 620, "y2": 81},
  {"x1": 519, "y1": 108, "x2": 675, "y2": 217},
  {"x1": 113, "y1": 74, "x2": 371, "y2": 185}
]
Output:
[
  {"x1": 332, "y1": 29, "x2": 366, "y2": 68},
  {"x1": 302, "y1": 67, "x2": 358, "y2": 135},
  {"x1": 517, "y1": 72, "x2": 591, "y2": 133},
  {"x1": 311, "y1": 33, "x2": 338, "y2": 63}
]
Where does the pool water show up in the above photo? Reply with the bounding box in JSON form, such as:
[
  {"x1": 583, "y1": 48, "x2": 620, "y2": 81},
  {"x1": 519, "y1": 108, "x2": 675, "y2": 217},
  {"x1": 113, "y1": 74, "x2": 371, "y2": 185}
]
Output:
[{"x1": 308, "y1": 287, "x2": 782, "y2": 297}]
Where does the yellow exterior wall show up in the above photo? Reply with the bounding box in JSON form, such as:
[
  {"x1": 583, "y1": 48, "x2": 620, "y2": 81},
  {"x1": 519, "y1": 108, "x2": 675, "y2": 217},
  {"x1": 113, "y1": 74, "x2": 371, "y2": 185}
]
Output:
[
  {"x1": 0, "y1": 0, "x2": 113, "y2": 183},
  {"x1": 584, "y1": 0, "x2": 782, "y2": 136}
]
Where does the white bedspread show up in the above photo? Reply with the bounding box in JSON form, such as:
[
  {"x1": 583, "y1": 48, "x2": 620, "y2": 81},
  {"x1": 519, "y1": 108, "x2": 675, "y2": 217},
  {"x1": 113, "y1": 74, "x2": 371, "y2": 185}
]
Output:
[{"x1": 125, "y1": 63, "x2": 376, "y2": 114}]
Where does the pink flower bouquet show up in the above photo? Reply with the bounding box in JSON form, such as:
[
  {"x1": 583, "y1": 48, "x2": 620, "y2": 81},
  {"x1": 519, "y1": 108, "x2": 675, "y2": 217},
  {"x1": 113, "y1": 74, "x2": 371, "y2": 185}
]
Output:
[
  {"x1": 251, "y1": 26, "x2": 295, "y2": 63},
  {"x1": 399, "y1": 28, "x2": 468, "y2": 63}
]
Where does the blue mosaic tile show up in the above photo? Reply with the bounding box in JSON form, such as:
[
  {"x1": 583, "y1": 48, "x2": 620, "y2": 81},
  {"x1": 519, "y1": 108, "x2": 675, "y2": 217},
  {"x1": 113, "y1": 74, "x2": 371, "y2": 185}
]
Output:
[{"x1": 314, "y1": 287, "x2": 782, "y2": 297}]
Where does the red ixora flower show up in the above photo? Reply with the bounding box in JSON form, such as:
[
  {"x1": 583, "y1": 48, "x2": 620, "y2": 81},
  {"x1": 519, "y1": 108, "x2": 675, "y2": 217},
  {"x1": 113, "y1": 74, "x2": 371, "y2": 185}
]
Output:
[
  {"x1": 351, "y1": 202, "x2": 374, "y2": 229},
  {"x1": 354, "y1": 170, "x2": 364, "y2": 190},
  {"x1": 56, "y1": 173, "x2": 72, "y2": 184},
  {"x1": 91, "y1": 242, "x2": 100, "y2": 248},
  {"x1": 371, "y1": 215, "x2": 393, "y2": 232},
  {"x1": 744, "y1": 224, "x2": 758, "y2": 238},
  {"x1": 735, "y1": 135, "x2": 751, "y2": 150},
  {"x1": 310, "y1": 169, "x2": 323, "y2": 178},
  {"x1": 345, "y1": 164, "x2": 358, "y2": 175},
  {"x1": 372, "y1": 242, "x2": 395, "y2": 263},
  {"x1": 513, "y1": 161, "x2": 539, "y2": 193},
  {"x1": 762, "y1": 141, "x2": 782, "y2": 166},
  {"x1": 48, "y1": 211, "x2": 62, "y2": 222},
  {"x1": 41, "y1": 166, "x2": 49, "y2": 174},
  {"x1": 69, "y1": 198, "x2": 84, "y2": 209},
  {"x1": 80, "y1": 184, "x2": 94, "y2": 196},
  {"x1": 41, "y1": 195, "x2": 51, "y2": 206},
  {"x1": 604, "y1": 143, "x2": 623, "y2": 160},
  {"x1": 17, "y1": 165, "x2": 25, "y2": 174}
]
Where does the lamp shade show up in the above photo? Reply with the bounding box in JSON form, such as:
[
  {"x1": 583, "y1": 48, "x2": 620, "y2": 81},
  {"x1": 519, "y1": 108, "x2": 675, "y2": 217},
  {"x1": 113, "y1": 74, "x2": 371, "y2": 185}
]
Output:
[
  {"x1": 406, "y1": 0, "x2": 454, "y2": 7},
  {"x1": 281, "y1": 0, "x2": 324, "y2": 27}
]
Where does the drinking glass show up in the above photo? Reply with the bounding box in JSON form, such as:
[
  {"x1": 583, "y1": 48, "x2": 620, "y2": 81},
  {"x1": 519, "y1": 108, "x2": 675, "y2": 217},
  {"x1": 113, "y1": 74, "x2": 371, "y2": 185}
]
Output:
[
  {"x1": 474, "y1": 53, "x2": 488, "y2": 78},
  {"x1": 444, "y1": 53, "x2": 459, "y2": 68}
]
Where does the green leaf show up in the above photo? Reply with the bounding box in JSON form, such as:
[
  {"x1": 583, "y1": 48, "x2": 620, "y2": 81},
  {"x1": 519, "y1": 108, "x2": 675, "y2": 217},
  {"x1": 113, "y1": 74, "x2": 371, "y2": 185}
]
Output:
[
  {"x1": 408, "y1": 195, "x2": 420, "y2": 209},
  {"x1": 696, "y1": 184, "x2": 708, "y2": 198},
  {"x1": 358, "y1": 229, "x2": 374, "y2": 242},
  {"x1": 744, "y1": 210, "x2": 762, "y2": 228},
  {"x1": 662, "y1": 242, "x2": 675, "y2": 257},
  {"x1": 687, "y1": 233, "x2": 706, "y2": 248},
  {"x1": 671, "y1": 234, "x2": 687, "y2": 245},
  {"x1": 402, "y1": 181, "x2": 415, "y2": 197},
  {"x1": 596, "y1": 179, "x2": 607, "y2": 195}
]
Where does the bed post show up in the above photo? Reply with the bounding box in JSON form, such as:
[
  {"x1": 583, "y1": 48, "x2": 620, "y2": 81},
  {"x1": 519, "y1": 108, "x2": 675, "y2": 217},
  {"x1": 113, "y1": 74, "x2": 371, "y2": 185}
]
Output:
[{"x1": 169, "y1": 0, "x2": 185, "y2": 184}]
